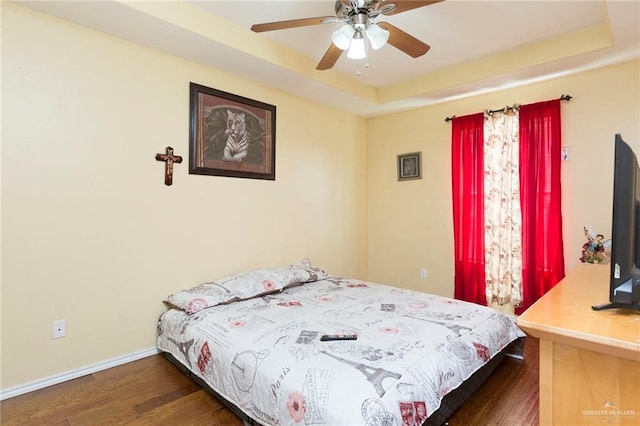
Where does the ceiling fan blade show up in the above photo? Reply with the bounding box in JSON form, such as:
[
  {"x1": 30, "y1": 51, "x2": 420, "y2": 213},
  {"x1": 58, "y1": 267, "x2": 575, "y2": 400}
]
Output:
[
  {"x1": 316, "y1": 44, "x2": 343, "y2": 70},
  {"x1": 381, "y1": 0, "x2": 444, "y2": 16},
  {"x1": 251, "y1": 16, "x2": 336, "y2": 33},
  {"x1": 378, "y1": 22, "x2": 430, "y2": 58}
]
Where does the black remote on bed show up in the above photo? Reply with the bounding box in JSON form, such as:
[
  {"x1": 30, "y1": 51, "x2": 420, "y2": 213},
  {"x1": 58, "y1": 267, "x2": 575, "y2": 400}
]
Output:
[{"x1": 320, "y1": 334, "x2": 358, "y2": 341}]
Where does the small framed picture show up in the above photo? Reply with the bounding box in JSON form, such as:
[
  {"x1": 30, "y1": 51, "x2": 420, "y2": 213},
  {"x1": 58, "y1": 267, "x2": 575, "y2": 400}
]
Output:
[{"x1": 397, "y1": 152, "x2": 422, "y2": 181}]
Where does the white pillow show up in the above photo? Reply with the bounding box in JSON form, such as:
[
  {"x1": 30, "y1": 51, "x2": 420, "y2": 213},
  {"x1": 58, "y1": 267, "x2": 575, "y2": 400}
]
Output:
[{"x1": 164, "y1": 259, "x2": 328, "y2": 314}]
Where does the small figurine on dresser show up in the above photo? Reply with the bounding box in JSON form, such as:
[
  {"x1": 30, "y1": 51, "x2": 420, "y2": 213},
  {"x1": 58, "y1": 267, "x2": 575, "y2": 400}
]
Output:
[{"x1": 580, "y1": 225, "x2": 612, "y2": 264}]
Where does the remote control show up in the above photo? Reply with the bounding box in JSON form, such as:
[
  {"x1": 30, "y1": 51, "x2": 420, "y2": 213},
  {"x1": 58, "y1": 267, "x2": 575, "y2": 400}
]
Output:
[{"x1": 320, "y1": 334, "x2": 357, "y2": 341}]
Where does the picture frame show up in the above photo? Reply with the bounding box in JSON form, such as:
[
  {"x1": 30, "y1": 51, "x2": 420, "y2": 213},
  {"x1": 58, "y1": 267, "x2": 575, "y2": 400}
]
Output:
[
  {"x1": 189, "y1": 82, "x2": 276, "y2": 180},
  {"x1": 397, "y1": 151, "x2": 422, "y2": 181}
]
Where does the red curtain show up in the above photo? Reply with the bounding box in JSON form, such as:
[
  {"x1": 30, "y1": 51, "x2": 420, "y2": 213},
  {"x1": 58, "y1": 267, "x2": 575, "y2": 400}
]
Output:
[
  {"x1": 452, "y1": 113, "x2": 487, "y2": 305},
  {"x1": 516, "y1": 100, "x2": 565, "y2": 314}
]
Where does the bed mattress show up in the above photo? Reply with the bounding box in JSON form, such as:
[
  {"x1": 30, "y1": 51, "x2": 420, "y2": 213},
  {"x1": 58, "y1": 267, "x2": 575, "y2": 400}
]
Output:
[{"x1": 157, "y1": 276, "x2": 521, "y2": 426}]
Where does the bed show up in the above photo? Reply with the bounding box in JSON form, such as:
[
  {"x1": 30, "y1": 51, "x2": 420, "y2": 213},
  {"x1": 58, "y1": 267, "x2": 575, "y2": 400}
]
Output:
[{"x1": 157, "y1": 260, "x2": 523, "y2": 426}]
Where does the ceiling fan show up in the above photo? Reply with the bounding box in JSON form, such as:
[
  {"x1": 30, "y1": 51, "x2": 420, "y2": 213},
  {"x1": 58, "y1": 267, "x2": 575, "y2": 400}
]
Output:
[{"x1": 251, "y1": 0, "x2": 444, "y2": 71}]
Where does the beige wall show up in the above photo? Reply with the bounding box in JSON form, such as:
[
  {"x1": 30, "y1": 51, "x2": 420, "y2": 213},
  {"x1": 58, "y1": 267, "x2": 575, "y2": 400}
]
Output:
[
  {"x1": 2, "y1": 1, "x2": 639, "y2": 394},
  {"x1": 367, "y1": 59, "x2": 640, "y2": 299},
  {"x1": 1, "y1": 4, "x2": 367, "y2": 390}
]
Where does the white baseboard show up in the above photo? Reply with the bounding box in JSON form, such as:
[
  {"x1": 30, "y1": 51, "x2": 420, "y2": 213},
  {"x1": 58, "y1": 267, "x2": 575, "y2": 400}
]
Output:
[
  {"x1": 0, "y1": 347, "x2": 160, "y2": 401},
  {"x1": 505, "y1": 352, "x2": 525, "y2": 360}
]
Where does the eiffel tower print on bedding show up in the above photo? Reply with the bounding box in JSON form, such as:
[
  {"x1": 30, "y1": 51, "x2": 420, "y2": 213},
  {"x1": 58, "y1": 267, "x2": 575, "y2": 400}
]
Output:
[{"x1": 158, "y1": 265, "x2": 522, "y2": 426}]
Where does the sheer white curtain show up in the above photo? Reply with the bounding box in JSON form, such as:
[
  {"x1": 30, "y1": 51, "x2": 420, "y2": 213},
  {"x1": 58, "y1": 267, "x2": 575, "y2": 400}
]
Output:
[{"x1": 483, "y1": 109, "x2": 523, "y2": 306}]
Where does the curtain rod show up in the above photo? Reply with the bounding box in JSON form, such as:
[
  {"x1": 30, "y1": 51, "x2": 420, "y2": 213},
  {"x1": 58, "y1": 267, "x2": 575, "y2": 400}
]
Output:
[{"x1": 444, "y1": 94, "x2": 573, "y2": 122}]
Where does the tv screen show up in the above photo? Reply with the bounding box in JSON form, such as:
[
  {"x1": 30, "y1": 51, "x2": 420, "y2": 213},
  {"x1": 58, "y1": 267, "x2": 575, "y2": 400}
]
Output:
[{"x1": 592, "y1": 134, "x2": 640, "y2": 311}]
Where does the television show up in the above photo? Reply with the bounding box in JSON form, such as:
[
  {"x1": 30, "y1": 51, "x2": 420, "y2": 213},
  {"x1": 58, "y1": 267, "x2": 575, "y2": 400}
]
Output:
[{"x1": 592, "y1": 134, "x2": 640, "y2": 311}]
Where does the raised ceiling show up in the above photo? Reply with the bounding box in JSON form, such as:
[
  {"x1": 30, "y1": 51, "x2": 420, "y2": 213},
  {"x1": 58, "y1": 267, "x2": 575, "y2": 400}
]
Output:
[{"x1": 15, "y1": 0, "x2": 640, "y2": 117}]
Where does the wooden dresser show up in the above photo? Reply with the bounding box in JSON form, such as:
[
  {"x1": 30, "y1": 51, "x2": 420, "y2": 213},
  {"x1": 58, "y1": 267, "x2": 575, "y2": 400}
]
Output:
[{"x1": 517, "y1": 263, "x2": 640, "y2": 425}]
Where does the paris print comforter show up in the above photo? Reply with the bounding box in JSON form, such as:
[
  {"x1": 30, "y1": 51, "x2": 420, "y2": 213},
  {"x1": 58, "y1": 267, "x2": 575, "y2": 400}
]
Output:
[{"x1": 157, "y1": 274, "x2": 521, "y2": 426}]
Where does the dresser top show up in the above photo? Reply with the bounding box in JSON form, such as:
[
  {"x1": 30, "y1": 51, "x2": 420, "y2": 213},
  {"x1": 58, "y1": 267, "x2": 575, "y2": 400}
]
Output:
[{"x1": 517, "y1": 263, "x2": 640, "y2": 361}]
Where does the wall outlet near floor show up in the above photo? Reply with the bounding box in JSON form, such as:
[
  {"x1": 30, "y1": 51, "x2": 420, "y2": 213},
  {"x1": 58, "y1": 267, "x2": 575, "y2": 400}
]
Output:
[
  {"x1": 420, "y1": 268, "x2": 428, "y2": 279},
  {"x1": 53, "y1": 320, "x2": 66, "y2": 339}
]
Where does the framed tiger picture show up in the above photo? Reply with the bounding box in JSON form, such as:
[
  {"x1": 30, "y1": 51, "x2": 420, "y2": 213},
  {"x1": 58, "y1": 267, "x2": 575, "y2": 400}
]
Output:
[{"x1": 189, "y1": 82, "x2": 276, "y2": 180}]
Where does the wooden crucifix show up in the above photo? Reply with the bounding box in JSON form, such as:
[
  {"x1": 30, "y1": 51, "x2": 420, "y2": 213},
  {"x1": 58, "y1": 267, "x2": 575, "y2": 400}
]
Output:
[{"x1": 155, "y1": 146, "x2": 183, "y2": 186}]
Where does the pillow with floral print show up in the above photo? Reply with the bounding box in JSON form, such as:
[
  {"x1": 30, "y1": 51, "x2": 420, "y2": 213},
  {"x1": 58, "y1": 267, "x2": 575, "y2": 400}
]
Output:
[{"x1": 164, "y1": 259, "x2": 329, "y2": 314}]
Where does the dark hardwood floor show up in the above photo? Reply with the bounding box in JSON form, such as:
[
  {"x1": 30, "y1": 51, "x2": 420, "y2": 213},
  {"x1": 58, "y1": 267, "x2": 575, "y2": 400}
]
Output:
[
  {"x1": 1, "y1": 337, "x2": 539, "y2": 426},
  {"x1": 446, "y1": 337, "x2": 539, "y2": 426}
]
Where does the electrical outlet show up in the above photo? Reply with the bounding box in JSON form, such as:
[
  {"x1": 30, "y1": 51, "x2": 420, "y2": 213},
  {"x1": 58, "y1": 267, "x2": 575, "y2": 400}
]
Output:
[
  {"x1": 53, "y1": 320, "x2": 66, "y2": 339},
  {"x1": 420, "y1": 268, "x2": 427, "y2": 279}
]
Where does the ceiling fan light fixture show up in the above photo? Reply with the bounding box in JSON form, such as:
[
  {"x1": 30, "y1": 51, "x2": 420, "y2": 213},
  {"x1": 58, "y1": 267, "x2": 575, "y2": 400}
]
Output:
[
  {"x1": 251, "y1": 0, "x2": 437, "y2": 70},
  {"x1": 366, "y1": 23, "x2": 389, "y2": 50},
  {"x1": 331, "y1": 25, "x2": 354, "y2": 50},
  {"x1": 347, "y1": 30, "x2": 366, "y2": 59}
]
